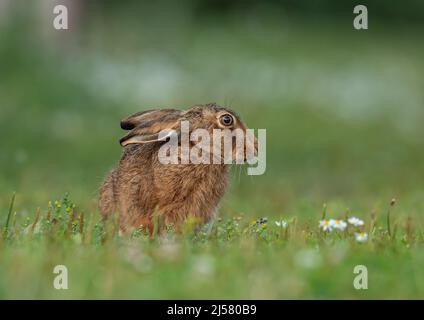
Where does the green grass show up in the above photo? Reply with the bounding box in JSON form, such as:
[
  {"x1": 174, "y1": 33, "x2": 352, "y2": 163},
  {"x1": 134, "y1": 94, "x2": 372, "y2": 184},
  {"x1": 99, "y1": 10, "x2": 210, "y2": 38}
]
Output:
[
  {"x1": 1, "y1": 193, "x2": 423, "y2": 299},
  {"x1": 1, "y1": 5, "x2": 424, "y2": 299}
]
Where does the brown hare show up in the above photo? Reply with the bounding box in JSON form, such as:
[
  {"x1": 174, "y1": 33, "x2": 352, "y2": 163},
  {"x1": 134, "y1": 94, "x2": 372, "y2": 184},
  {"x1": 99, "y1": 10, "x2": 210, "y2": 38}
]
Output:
[{"x1": 99, "y1": 103, "x2": 256, "y2": 233}]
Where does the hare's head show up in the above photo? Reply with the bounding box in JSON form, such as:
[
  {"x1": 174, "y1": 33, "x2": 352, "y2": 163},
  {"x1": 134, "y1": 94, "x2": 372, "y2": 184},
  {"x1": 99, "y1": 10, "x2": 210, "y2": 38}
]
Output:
[{"x1": 120, "y1": 103, "x2": 257, "y2": 163}]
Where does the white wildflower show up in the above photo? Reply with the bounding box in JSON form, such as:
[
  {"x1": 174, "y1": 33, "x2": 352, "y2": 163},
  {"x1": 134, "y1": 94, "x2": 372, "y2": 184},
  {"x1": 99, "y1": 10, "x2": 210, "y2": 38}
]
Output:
[
  {"x1": 348, "y1": 217, "x2": 364, "y2": 227},
  {"x1": 319, "y1": 219, "x2": 332, "y2": 232},
  {"x1": 330, "y1": 219, "x2": 347, "y2": 231},
  {"x1": 355, "y1": 232, "x2": 368, "y2": 242}
]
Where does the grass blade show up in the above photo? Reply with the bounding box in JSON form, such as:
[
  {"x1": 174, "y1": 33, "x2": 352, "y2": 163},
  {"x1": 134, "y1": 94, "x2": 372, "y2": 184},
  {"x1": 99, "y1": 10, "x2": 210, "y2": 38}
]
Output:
[
  {"x1": 387, "y1": 198, "x2": 396, "y2": 238},
  {"x1": 3, "y1": 192, "x2": 16, "y2": 239}
]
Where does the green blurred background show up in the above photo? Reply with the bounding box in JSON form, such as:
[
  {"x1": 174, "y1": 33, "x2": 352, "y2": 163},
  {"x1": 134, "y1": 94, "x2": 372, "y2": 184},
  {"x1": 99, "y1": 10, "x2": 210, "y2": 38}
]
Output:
[{"x1": 1, "y1": 0, "x2": 424, "y2": 222}]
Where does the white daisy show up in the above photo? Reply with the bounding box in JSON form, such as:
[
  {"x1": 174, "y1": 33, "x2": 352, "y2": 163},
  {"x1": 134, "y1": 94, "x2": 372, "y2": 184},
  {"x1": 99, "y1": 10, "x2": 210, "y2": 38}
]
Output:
[
  {"x1": 319, "y1": 219, "x2": 332, "y2": 232},
  {"x1": 330, "y1": 219, "x2": 347, "y2": 231},
  {"x1": 355, "y1": 232, "x2": 368, "y2": 242},
  {"x1": 348, "y1": 217, "x2": 364, "y2": 227},
  {"x1": 275, "y1": 220, "x2": 288, "y2": 228}
]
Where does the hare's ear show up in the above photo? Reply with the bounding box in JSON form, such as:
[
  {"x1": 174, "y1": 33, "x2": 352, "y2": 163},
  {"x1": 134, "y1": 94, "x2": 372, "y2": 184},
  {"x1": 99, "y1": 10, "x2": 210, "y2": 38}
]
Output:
[
  {"x1": 120, "y1": 129, "x2": 178, "y2": 146},
  {"x1": 119, "y1": 109, "x2": 182, "y2": 147},
  {"x1": 121, "y1": 109, "x2": 180, "y2": 130}
]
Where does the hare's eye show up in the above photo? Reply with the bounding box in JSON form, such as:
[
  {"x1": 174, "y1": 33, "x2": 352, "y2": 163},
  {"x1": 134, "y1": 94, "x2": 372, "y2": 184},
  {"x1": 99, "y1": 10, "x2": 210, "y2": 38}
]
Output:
[{"x1": 220, "y1": 114, "x2": 234, "y2": 126}]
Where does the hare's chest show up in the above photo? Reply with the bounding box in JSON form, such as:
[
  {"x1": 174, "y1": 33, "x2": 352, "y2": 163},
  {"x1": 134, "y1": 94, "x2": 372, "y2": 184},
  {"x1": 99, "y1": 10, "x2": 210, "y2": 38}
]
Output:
[{"x1": 154, "y1": 165, "x2": 228, "y2": 205}]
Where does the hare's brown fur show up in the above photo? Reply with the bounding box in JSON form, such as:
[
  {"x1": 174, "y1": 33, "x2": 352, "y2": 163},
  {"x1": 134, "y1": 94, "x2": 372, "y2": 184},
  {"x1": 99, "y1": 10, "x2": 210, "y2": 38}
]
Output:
[{"x1": 99, "y1": 103, "x2": 253, "y2": 233}]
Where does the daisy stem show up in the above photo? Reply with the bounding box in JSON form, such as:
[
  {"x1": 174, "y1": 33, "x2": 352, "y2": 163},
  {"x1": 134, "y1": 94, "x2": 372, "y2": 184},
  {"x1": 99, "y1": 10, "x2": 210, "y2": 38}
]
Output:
[
  {"x1": 345, "y1": 207, "x2": 350, "y2": 218},
  {"x1": 321, "y1": 203, "x2": 327, "y2": 220}
]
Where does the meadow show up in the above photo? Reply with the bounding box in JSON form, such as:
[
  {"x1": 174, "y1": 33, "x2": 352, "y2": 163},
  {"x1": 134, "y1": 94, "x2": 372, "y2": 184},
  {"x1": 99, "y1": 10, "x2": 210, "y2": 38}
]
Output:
[{"x1": 1, "y1": 3, "x2": 424, "y2": 299}]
